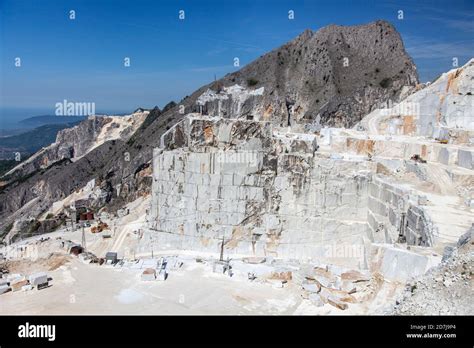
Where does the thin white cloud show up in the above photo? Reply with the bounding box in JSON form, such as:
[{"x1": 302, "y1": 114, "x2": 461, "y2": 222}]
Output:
[
  {"x1": 427, "y1": 16, "x2": 474, "y2": 33},
  {"x1": 404, "y1": 36, "x2": 473, "y2": 60},
  {"x1": 383, "y1": 1, "x2": 474, "y2": 33}
]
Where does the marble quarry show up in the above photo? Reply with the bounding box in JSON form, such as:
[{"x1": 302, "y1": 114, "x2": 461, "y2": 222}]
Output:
[{"x1": 144, "y1": 59, "x2": 473, "y2": 280}]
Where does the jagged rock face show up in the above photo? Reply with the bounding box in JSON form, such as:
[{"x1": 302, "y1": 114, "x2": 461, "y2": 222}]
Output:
[
  {"x1": 2, "y1": 113, "x2": 147, "y2": 183},
  {"x1": 196, "y1": 85, "x2": 265, "y2": 120},
  {"x1": 0, "y1": 141, "x2": 123, "y2": 238},
  {"x1": 148, "y1": 115, "x2": 441, "y2": 264},
  {"x1": 0, "y1": 114, "x2": 147, "y2": 237},
  {"x1": 201, "y1": 20, "x2": 418, "y2": 128},
  {"x1": 1, "y1": 118, "x2": 108, "y2": 183},
  {"x1": 146, "y1": 115, "x2": 374, "y2": 268},
  {"x1": 360, "y1": 58, "x2": 474, "y2": 143},
  {"x1": 56, "y1": 117, "x2": 112, "y2": 158}
]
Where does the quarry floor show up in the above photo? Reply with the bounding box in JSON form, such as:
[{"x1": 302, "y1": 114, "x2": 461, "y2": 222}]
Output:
[
  {"x1": 0, "y1": 253, "x2": 403, "y2": 315},
  {"x1": 1, "y1": 257, "x2": 297, "y2": 315},
  {"x1": 1, "y1": 195, "x2": 405, "y2": 315}
]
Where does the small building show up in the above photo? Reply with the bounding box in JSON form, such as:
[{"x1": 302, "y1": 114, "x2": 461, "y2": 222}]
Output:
[
  {"x1": 74, "y1": 199, "x2": 94, "y2": 222},
  {"x1": 105, "y1": 252, "x2": 118, "y2": 264},
  {"x1": 79, "y1": 211, "x2": 94, "y2": 221},
  {"x1": 76, "y1": 210, "x2": 94, "y2": 223}
]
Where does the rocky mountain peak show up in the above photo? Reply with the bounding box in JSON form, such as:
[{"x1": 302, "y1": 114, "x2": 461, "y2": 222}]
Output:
[{"x1": 204, "y1": 20, "x2": 418, "y2": 128}]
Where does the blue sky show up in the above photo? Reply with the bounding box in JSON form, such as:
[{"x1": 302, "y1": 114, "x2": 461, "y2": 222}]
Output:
[{"x1": 0, "y1": 0, "x2": 473, "y2": 120}]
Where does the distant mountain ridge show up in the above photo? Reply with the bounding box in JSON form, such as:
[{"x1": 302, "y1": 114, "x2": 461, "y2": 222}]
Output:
[
  {"x1": 0, "y1": 123, "x2": 80, "y2": 160},
  {"x1": 1, "y1": 111, "x2": 148, "y2": 183},
  {"x1": 18, "y1": 115, "x2": 87, "y2": 127},
  {"x1": 18, "y1": 113, "x2": 135, "y2": 128}
]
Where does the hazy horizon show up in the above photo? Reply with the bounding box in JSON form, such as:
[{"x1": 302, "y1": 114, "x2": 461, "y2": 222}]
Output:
[{"x1": 0, "y1": 106, "x2": 139, "y2": 130}]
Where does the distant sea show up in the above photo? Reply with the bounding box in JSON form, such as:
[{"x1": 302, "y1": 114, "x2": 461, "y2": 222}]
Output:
[
  {"x1": 0, "y1": 107, "x2": 55, "y2": 130},
  {"x1": 0, "y1": 106, "x2": 131, "y2": 136}
]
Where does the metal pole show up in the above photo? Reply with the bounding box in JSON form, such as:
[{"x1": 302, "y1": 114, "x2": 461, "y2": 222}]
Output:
[
  {"x1": 219, "y1": 236, "x2": 224, "y2": 261},
  {"x1": 82, "y1": 224, "x2": 86, "y2": 251}
]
